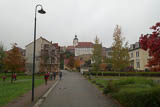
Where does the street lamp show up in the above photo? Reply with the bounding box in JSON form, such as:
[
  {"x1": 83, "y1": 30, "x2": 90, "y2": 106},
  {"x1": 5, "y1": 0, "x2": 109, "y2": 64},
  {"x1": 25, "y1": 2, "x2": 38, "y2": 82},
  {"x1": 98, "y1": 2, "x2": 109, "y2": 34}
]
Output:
[{"x1": 32, "y1": 4, "x2": 46, "y2": 102}]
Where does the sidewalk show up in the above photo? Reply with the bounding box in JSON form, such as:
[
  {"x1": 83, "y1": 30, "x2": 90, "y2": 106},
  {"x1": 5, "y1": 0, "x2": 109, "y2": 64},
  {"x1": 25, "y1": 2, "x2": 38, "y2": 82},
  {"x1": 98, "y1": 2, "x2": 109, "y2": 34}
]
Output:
[{"x1": 4, "y1": 79, "x2": 58, "y2": 107}]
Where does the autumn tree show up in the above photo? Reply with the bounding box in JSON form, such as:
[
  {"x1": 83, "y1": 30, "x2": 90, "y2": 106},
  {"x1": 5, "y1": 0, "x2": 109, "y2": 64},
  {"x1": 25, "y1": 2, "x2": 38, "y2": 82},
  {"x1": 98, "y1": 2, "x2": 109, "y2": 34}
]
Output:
[
  {"x1": 92, "y1": 36, "x2": 102, "y2": 75},
  {"x1": 75, "y1": 58, "x2": 81, "y2": 70},
  {"x1": 111, "y1": 25, "x2": 130, "y2": 72},
  {"x1": 0, "y1": 44, "x2": 6, "y2": 73},
  {"x1": 4, "y1": 43, "x2": 25, "y2": 83},
  {"x1": 139, "y1": 22, "x2": 160, "y2": 71},
  {"x1": 67, "y1": 55, "x2": 75, "y2": 70}
]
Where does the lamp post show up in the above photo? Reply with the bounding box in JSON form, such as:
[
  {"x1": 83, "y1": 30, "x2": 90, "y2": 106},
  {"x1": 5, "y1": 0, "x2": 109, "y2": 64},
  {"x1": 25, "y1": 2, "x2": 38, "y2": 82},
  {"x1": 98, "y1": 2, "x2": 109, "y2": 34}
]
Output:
[{"x1": 32, "y1": 4, "x2": 46, "y2": 102}]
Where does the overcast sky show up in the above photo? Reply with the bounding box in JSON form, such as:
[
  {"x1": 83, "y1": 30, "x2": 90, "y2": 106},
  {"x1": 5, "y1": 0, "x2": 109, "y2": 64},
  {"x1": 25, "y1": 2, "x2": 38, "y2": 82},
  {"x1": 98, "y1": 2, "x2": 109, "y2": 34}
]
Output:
[{"x1": 0, "y1": 0, "x2": 160, "y2": 49}]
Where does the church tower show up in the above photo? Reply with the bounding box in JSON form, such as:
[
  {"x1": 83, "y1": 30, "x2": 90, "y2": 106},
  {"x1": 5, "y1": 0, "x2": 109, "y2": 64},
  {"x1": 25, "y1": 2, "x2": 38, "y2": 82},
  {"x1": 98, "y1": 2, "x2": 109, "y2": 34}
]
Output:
[{"x1": 73, "y1": 35, "x2": 79, "y2": 47}]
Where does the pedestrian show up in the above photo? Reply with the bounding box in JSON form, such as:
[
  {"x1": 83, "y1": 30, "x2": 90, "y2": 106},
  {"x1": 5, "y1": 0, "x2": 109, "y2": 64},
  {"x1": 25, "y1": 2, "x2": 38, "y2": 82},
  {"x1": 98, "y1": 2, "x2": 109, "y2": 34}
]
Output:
[
  {"x1": 2, "y1": 75, "x2": 6, "y2": 82},
  {"x1": 14, "y1": 73, "x2": 17, "y2": 81},
  {"x1": 50, "y1": 72, "x2": 53, "y2": 80},
  {"x1": 59, "y1": 71, "x2": 62, "y2": 80},
  {"x1": 44, "y1": 72, "x2": 49, "y2": 85},
  {"x1": 12, "y1": 73, "x2": 17, "y2": 81},
  {"x1": 53, "y1": 72, "x2": 56, "y2": 80}
]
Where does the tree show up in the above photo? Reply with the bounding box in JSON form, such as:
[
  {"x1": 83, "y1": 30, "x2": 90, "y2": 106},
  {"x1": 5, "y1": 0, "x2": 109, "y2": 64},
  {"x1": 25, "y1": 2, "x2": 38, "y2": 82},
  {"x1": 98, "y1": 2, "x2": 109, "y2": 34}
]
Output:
[
  {"x1": 67, "y1": 56, "x2": 75, "y2": 70},
  {"x1": 92, "y1": 36, "x2": 102, "y2": 76},
  {"x1": 75, "y1": 58, "x2": 81, "y2": 70},
  {"x1": 111, "y1": 25, "x2": 130, "y2": 72},
  {"x1": 139, "y1": 22, "x2": 160, "y2": 71},
  {"x1": 4, "y1": 43, "x2": 25, "y2": 83},
  {"x1": 60, "y1": 53, "x2": 65, "y2": 69},
  {"x1": 0, "y1": 44, "x2": 6, "y2": 73}
]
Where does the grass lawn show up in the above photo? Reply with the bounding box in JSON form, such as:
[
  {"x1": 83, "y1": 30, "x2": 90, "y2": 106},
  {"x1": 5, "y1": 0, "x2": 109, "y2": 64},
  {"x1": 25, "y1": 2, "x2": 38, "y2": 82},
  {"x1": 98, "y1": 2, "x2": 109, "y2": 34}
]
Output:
[
  {"x1": 0, "y1": 74, "x2": 44, "y2": 107},
  {"x1": 90, "y1": 76, "x2": 160, "y2": 107}
]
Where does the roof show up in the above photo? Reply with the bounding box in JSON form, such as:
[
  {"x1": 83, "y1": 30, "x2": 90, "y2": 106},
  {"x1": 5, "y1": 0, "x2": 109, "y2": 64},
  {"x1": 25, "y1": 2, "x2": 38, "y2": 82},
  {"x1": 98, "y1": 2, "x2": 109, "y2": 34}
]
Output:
[
  {"x1": 52, "y1": 43, "x2": 59, "y2": 49},
  {"x1": 67, "y1": 46, "x2": 75, "y2": 50},
  {"x1": 25, "y1": 37, "x2": 51, "y2": 47},
  {"x1": 75, "y1": 42, "x2": 93, "y2": 48}
]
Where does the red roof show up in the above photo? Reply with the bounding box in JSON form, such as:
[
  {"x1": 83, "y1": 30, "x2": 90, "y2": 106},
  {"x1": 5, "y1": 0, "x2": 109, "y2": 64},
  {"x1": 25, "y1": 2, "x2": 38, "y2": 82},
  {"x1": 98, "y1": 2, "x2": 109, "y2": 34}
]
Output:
[
  {"x1": 75, "y1": 42, "x2": 93, "y2": 48},
  {"x1": 52, "y1": 43, "x2": 59, "y2": 48},
  {"x1": 67, "y1": 46, "x2": 75, "y2": 50}
]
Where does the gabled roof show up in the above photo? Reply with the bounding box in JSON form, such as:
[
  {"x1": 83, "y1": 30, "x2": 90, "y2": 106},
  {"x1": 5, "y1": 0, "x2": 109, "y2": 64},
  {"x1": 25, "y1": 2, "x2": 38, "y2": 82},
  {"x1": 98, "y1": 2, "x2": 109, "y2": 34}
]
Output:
[
  {"x1": 25, "y1": 37, "x2": 51, "y2": 47},
  {"x1": 75, "y1": 42, "x2": 93, "y2": 48}
]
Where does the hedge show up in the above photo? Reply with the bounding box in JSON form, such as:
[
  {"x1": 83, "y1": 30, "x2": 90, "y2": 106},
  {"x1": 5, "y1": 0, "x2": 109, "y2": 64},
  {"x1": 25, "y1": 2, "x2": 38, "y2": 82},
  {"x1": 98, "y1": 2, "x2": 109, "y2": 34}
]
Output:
[
  {"x1": 103, "y1": 77, "x2": 160, "y2": 107},
  {"x1": 113, "y1": 87, "x2": 160, "y2": 107},
  {"x1": 84, "y1": 71, "x2": 160, "y2": 77}
]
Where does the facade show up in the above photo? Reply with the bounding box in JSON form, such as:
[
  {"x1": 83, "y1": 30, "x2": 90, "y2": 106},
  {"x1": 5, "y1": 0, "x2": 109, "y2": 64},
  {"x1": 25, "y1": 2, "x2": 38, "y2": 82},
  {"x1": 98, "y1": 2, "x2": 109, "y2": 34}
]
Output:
[
  {"x1": 102, "y1": 47, "x2": 106, "y2": 58},
  {"x1": 75, "y1": 42, "x2": 94, "y2": 56},
  {"x1": 106, "y1": 48, "x2": 112, "y2": 58},
  {"x1": 129, "y1": 42, "x2": 150, "y2": 71},
  {"x1": 66, "y1": 46, "x2": 75, "y2": 54},
  {"x1": 25, "y1": 37, "x2": 60, "y2": 73}
]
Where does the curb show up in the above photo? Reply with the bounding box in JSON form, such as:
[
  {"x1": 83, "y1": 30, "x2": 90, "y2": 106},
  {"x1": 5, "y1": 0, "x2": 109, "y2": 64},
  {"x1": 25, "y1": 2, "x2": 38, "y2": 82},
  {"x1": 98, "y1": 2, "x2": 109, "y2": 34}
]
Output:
[{"x1": 33, "y1": 80, "x2": 59, "y2": 107}]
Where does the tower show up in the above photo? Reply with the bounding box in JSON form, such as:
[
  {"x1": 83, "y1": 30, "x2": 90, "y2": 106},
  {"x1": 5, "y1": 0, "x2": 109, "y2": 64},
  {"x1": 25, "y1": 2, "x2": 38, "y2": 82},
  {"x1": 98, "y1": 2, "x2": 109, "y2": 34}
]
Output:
[{"x1": 73, "y1": 35, "x2": 78, "y2": 47}]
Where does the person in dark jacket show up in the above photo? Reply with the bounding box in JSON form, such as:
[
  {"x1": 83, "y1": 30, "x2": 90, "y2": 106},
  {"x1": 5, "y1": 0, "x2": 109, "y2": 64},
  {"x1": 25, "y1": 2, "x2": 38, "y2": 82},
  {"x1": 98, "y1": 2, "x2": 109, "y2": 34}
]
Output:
[
  {"x1": 53, "y1": 72, "x2": 56, "y2": 80},
  {"x1": 59, "y1": 71, "x2": 62, "y2": 80}
]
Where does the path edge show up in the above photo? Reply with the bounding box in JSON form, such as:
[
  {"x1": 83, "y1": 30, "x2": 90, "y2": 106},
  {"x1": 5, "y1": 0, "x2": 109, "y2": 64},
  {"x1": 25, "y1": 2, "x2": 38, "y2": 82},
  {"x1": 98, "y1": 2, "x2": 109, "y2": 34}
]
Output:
[{"x1": 33, "y1": 80, "x2": 59, "y2": 107}]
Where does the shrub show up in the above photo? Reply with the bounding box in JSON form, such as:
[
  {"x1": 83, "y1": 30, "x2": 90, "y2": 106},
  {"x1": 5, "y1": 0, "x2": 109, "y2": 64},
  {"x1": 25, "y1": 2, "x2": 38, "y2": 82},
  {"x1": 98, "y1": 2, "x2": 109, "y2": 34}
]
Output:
[
  {"x1": 114, "y1": 87, "x2": 160, "y2": 107},
  {"x1": 103, "y1": 77, "x2": 160, "y2": 107},
  {"x1": 84, "y1": 71, "x2": 160, "y2": 77}
]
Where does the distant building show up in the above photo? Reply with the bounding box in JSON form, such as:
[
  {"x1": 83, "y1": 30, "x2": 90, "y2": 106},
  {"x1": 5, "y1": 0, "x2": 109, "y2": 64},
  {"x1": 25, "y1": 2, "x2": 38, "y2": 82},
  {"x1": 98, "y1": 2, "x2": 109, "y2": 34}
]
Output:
[
  {"x1": 25, "y1": 37, "x2": 60, "y2": 73},
  {"x1": 75, "y1": 42, "x2": 94, "y2": 56},
  {"x1": 66, "y1": 46, "x2": 75, "y2": 54},
  {"x1": 129, "y1": 42, "x2": 150, "y2": 71},
  {"x1": 73, "y1": 35, "x2": 79, "y2": 47},
  {"x1": 106, "y1": 48, "x2": 112, "y2": 58},
  {"x1": 102, "y1": 47, "x2": 106, "y2": 57}
]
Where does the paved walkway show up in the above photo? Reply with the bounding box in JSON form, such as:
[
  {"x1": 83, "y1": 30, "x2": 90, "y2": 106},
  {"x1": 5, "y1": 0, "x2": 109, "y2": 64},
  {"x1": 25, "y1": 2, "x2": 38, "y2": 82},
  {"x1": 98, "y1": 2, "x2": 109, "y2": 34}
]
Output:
[{"x1": 40, "y1": 70, "x2": 120, "y2": 107}]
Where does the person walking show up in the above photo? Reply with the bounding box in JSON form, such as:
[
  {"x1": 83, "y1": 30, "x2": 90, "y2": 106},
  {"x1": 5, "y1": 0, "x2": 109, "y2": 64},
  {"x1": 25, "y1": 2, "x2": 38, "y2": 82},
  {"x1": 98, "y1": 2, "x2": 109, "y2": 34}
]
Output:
[
  {"x1": 53, "y1": 72, "x2": 56, "y2": 80},
  {"x1": 44, "y1": 72, "x2": 49, "y2": 85},
  {"x1": 59, "y1": 71, "x2": 62, "y2": 80},
  {"x1": 50, "y1": 72, "x2": 53, "y2": 80}
]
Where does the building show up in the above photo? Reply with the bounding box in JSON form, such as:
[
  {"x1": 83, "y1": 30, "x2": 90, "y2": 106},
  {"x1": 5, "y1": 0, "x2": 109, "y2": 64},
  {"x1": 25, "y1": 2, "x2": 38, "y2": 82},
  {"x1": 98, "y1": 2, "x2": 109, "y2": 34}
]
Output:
[
  {"x1": 129, "y1": 42, "x2": 150, "y2": 71},
  {"x1": 73, "y1": 35, "x2": 78, "y2": 47},
  {"x1": 66, "y1": 46, "x2": 75, "y2": 54},
  {"x1": 106, "y1": 48, "x2": 112, "y2": 58},
  {"x1": 40, "y1": 43, "x2": 60, "y2": 73},
  {"x1": 75, "y1": 42, "x2": 94, "y2": 56},
  {"x1": 66, "y1": 35, "x2": 94, "y2": 56},
  {"x1": 25, "y1": 37, "x2": 60, "y2": 73}
]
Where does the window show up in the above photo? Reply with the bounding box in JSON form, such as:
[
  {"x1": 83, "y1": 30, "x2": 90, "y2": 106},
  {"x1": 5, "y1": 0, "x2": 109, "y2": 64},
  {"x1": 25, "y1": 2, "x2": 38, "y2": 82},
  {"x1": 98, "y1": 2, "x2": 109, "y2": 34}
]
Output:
[
  {"x1": 136, "y1": 59, "x2": 140, "y2": 68},
  {"x1": 131, "y1": 53, "x2": 133, "y2": 57},
  {"x1": 136, "y1": 51, "x2": 139, "y2": 57}
]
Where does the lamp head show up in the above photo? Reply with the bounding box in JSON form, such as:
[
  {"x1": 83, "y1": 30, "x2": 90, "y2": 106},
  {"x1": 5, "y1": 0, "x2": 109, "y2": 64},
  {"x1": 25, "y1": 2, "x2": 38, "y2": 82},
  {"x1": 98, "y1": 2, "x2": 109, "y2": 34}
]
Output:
[{"x1": 38, "y1": 8, "x2": 46, "y2": 14}]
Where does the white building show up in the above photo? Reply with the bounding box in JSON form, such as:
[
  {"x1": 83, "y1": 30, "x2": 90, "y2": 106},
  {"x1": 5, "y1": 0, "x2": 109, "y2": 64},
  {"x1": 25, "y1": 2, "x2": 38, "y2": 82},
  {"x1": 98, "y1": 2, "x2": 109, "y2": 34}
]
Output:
[
  {"x1": 106, "y1": 48, "x2": 112, "y2": 58},
  {"x1": 25, "y1": 37, "x2": 51, "y2": 73},
  {"x1": 75, "y1": 42, "x2": 94, "y2": 56},
  {"x1": 73, "y1": 35, "x2": 78, "y2": 47}
]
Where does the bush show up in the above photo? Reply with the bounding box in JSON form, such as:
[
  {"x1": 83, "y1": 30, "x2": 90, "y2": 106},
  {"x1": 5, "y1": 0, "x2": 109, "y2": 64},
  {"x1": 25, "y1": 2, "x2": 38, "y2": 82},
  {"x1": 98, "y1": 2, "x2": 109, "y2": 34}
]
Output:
[
  {"x1": 103, "y1": 77, "x2": 160, "y2": 107},
  {"x1": 114, "y1": 87, "x2": 160, "y2": 107}
]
